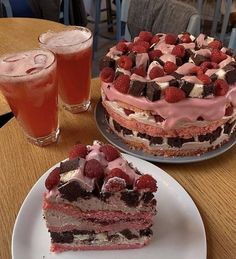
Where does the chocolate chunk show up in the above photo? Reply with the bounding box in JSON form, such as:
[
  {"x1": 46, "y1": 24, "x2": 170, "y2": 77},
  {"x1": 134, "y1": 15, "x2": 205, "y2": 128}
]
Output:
[
  {"x1": 225, "y1": 69, "x2": 236, "y2": 84},
  {"x1": 167, "y1": 137, "x2": 183, "y2": 148},
  {"x1": 123, "y1": 127, "x2": 133, "y2": 135},
  {"x1": 58, "y1": 181, "x2": 91, "y2": 201},
  {"x1": 179, "y1": 80, "x2": 194, "y2": 96},
  {"x1": 120, "y1": 229, "x2": 138, "y2": 240},
  {"x1": 121, "y1": 190, "x2": 140, "y2": 207},
  {"x1": 224, "y1": 120, "x2": 236, "y2": 134},
  {"x1": 191, "y1": 54, "x2": 209, "y2": 66},
  {"x1": 150, "y1": 136, "x2": 163, "y2": 145},
  {"x1": 100, "y1": 192, "x2": 112, "y2": 201},
  {"x1": 50, "y1": 231, "x2": 74, "y2": 244},
  {"x1": 210, "y1": 73, "x2": 218, "y2": 82},
  {"x1": 128, "y1": 80, "x2": 146, "y2": 97},
  {"x1": 171, "y1": 72, "x2": 184, "y2": 80},
  {"x1": 113, "y1": 120, "x2": 122, "y2": 133},
  {"x1": 153, "y1": 57, "x2": 165, "y2": 66},
  {"x1": 176, "y1": 57, "x2": 183, "y2": 66},
  {"x1": 60, "y1": 158, "x2": 80, "y2": 174},
  {"x1": 140, "y1": 228, "x2": 153, "y2": 237},
  {"x1": 226, "y1": 48, "x2": 234, "y2": 56},
  {"x1": 142, "y1": 192, "x2": 154, "y2": 203},
  {"x1": 210, "y1": 127, "x2": 222, "y2": 143},
  {"x1": 146, "y1": 82, "x2": 161, "y2": 101},
  {"x1": 198, "y1": 133, "x2": 211, "y2": 142},
  {"x1": 203, "y1": 83, "x2": 214, "y2": 97},
  {"x1": 99, "y1": 56, "x2": 116, "y2": 71},
  {"x1": 137, "y1": 132, "x2": 150, "y2": 140},
  {"x1": 182, "y1": 49, "x2": 193, "y2": 63},
  {"x1": 228, "y1": 61, "x2": 236, "y2": 68},
  {"x1": 182, "y1": 137, "x2": 194, "y2": 144},
  {"x1": 128, "y1": 52, "x2": 136, "y2": 66},
  {"x1": 169, "y1": 79, "x2": 179, "y2": 87}
]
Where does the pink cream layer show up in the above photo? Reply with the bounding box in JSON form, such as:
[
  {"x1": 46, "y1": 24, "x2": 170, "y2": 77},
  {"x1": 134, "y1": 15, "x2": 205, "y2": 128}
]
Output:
[{"x1": 101, "y1": 82, "x2": 236, "y2": 130}]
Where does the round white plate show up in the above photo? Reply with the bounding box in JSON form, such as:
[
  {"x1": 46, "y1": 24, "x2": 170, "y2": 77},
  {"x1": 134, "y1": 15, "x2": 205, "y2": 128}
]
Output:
[{"x1": 12, "y1": 154, "x2": 206, "y2": 259}]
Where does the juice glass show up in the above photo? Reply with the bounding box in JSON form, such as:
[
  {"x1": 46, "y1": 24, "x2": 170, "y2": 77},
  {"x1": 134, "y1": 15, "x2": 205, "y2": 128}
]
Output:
[
  {"x1": 0, "y1": 49, "x2": 59, "y2": 146},
  {"x1": 39, "y1": 26, "x2": 93, "y2": 113}
]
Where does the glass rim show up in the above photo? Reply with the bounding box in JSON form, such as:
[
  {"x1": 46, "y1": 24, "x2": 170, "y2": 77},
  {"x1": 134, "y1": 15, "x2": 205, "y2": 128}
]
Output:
[
  {"x1": 38, "y1": 26, "x2": 93, "y2": 48},
  {"x1": 0, "y1": 48, "x2": 56, "y2": 79}
]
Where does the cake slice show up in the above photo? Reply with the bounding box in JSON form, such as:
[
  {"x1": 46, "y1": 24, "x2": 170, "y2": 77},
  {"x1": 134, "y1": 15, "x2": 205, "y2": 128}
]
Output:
[{"x1": 43, "y1": 141, "x2": 157, "y2": 252}]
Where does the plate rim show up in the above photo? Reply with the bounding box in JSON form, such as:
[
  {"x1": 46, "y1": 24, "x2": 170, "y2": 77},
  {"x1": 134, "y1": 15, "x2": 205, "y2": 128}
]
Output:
[
  {"x1": 11, "y1": 153, "x2": 207, "y2": 259},
  {"x1": 94, "y1": 99, "x2": 236, "y2": 164}
]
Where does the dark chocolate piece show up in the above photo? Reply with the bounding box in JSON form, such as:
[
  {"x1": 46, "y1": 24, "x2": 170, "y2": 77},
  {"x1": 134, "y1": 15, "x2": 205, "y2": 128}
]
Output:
[
  {"x1": 99, "y1": 56, "x2": 116, "y2": 71},
  {"x1": 169, "y1": 79, "x2": 179, "y2": 87},
  {"x1": 176, "y1": 57, "x2": 183, "y2": 66},
  {"x1": 198, "y1": 133, "x2": 211, "y2": 142},
  {"x1": 209, "y1": 127, "x2": 222, "y2": 144},
  {"x1": 128, "y1": 80, "x2": 146, "y2": 97},
  {"x1": 142, "y1": 192, "x2": 154, "y2": 203},
  {"x1": 146, "y1": 82, "x2": 161, "y2": 101},
  {"x1": 120, "y1": 229, "x2": 138, "y2": 240},
  {"x1": 140, "y1": 228, "x2": 153, "y2": 237},
  {"x1": 224, "y1": 120, "x2": 236, "y2": 134},
  {"x1": 60, "y1": 158, "x2": 80, "y2": 174},
  {"x1": 50, "y1": 231, "x2": 74, "y2": 244},
  {"x1": 228, "y1": 61, "x2": 236, "y2": 68},
  {"x1": 150, "y1": 136, "x2": 163, "y2": 145},
  {"x1": 225, "y1": 68, "x2": 236, "y2": 84},
  {"x1": 210, "y1": 73, "x2": 218, "y2": 82},
  {"x1": 128, "y1": 52, "x2": 136, "y2": 66},
  {"x1": 171, "y1": 72, "x2": 184, "y2": 80},
  {"x1": 113, "y1": 120, "x2": 122, "y2": 132},
  {"x1": 167, "y1": 137, "x2": 183, "y2": 148},
  {"x1": 153, "y1": 57, "x2": 165, "y2": 66},
  {"x1": 226, "y1": 48, "x2": 234, "y2": 56},
  {"x1": 179, "y1": 80, "x2": 194, "y2": 96},
  {"x1": 203, "y1": 84, "x2": 214, "y2": 97},
  {"x1": 137, "y1": 132, "x2": 149, "y2": 139},
  {"x1": 182, "y1": 137, "x2": 195, "y2": 144},
  {"x1": 121, "y1": 190, "x2": 140, "y2": 207},
  {"x1": 191, "y1": 54, "x2": 209, "y2": 66},
  {"x1": 123, "y1": 127, "x2": 133, "y2": 135},
  {"x1": 100, "y1": 192, "x2": 112, "y2": 202}
]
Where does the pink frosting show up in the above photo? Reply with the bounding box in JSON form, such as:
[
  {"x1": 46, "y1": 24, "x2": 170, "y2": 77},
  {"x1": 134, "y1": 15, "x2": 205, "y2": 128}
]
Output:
[
  {"x1": 182, "y1": 76, "x2": 203, "y2": 84},
  {"x1": 107, "y1": 46, "x2": 122, "y2": 58},
  {"x1": 196, "y1": 34, "x2": 206, "y2": 48},
  {"x1": 160, "y1": 54, "x2": 176, "y2": 64},
  {"x1": 219, "y1": 56, "x2": 233, "y2": 68},
  {"x1": 176, "y1": 62, "x2": 196, "y2": 75},
  {"x1": 101, "y1": 82, "x2": 236, "y2": 129},
  {"x1": 205, "y1": 69, "x2": 218, "y2": 77},
  {"x1": 179, "y1": 42, "x2": 195, "y2": 49},
  {"x1": 155, "y1": 42, "x2": 174, "y2": 54},
  {"x1": 194, "y1": 48, "x2": 211, "y2": 57},
  {"x1": 136, "y1": 53, "x2": 149, "y2": 70}
]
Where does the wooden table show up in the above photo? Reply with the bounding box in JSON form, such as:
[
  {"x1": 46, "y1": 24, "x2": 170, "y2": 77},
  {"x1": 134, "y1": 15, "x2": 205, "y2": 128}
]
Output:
[{"x1": 0, "y1": 18, "x2": 235, "y2": 259}]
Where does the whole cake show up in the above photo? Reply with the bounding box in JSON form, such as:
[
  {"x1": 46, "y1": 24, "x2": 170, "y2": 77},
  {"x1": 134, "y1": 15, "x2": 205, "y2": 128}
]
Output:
[
  {"x1": 99, "y1": 32, "x2": 236, "y2": 156},
  {"x1": 43, "y1": 141, "x2": 157, "y2": 252}
]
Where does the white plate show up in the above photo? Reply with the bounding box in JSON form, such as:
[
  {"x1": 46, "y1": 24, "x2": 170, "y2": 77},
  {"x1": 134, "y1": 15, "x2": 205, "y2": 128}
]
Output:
[{"x1": 12, "y1": 154, "x2": 206, "y2": 259}]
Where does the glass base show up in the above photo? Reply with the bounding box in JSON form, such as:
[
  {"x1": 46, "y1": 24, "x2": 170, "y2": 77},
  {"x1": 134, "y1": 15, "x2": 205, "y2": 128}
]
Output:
[
  {"x1": 62, "y1": 100, "x2": 90, "y2": 114},
  {"x1": 26, "y1": 128, "x2": 60, "y2": 146}
]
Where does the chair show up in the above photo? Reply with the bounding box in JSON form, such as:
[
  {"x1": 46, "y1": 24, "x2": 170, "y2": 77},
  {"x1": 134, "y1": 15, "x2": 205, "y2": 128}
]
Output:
[
  {"x1": 228, "y1": 27, "x2": 236, "y2": 53},
  {"x1": 1, "y1": 0, "x2": 13, "y2": 17}
]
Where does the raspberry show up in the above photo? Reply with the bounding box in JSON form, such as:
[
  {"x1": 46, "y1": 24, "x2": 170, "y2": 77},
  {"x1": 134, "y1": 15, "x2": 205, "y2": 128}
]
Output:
[
  {"x1": 99, "y1": 67, "x2": 115, "y2": 83},
  {"x1": 200, "y1": 61, "x2": 219, "y2": 73},
  {"x1": 106, "y1": 168, "x2": 130, "y2": 184},
  {"x1": 118, "y1": 56, "x2": 133, "y2": 70},
  {"x1": 165, "y1": 33, "x2": 177, "y2": 44},
  {"x1": 148, "y1": 49, "x2": 163, "y2": 61},
  {"x1": 190, "y1": 66, "x2": 204, "y2": 76},
  {"x1": 45, "y1": 167, "x2": 60, "y2": 190},
  {"x1": 214, "y1": 79, "x2": 229, "y2": 96},
  {"x1": 100, "y1": 144, "x2": 120, "y2": 162},
  {"x1": 150, "y1": 35, "x2": 160, "y2": 45},
  {"x1": 197, "y1": 74, "x2": 211, "y2": 85},
  {"x1": 225, "y1": 105, "x2": 234, "y2": 116},
  {"x1": 132, "y1": 65, "x2": 146, "y2": 77},
  {"x1": 135, "y1": 174, "x2": 157, "y2": 192},
  {"x1": 69, "y1": 144, "x2": 88, "y2": 159},
  {"x1": 149, "y1": 66, "x2": 164, "y2": 79},
  {"x1": 114, "y1": 75, "x2": 130, "y2": 94},
  {"x1": 135, "y1": 40, "x2": 150, "y2": 51},
  {"x1": 84, "y1": 159, "x2": 104, "y2": 178},
  {"x1": 124, "y1": 108, "x2": 135, "y2": 116},
  {"x1": 132, "y1": 44, "x2": 147, "y2": 53},
  {"x1": 208, "y1": 40, "x2": 222, "y2": 50},
  {"x1": 165, "y1": 86, "x2": 186, "y2": 103},
  {"x1": 171, "y1": 45, "x2": 185, "y2": 58},
  {"x1": 180, "y1": 34, "x2": 192, "y2": 43},
  {"x1": 104, "y1": 177, "x2": 126, "y2": 192},
  {"x1": 163, "y1": 61, "x2": 177, "y2": 74},
  {"x1": 139, "y1": 31, "x2": 153, "y2": 42},
  {"x1": 127, "y1": 42, "x2": 135, "y2": 51},
  {"x1": 116, "y1": 41, "x2": 128, "y2": 53},
  {"x1": 210, "y1": 49, "x2": 227, "y2": 63}
]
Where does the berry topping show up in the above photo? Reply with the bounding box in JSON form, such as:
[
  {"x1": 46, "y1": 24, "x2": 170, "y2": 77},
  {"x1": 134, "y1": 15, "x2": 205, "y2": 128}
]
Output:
[
  {"x1": 180, "y1": 33, "x2": 192, "y2": 43},
  {"x1": 163, "y1": 61, "x2": 177, "y2": 74},
  {"x1": 190, "y1": 66, "x2": 204, "y2": 76},
  {"x1": 200, "y1": 61, "x2": 219, "y2": 72},
  {"x1": 171, "y1": 45, "x2": 185, "y2": 58},
  {"x1": 45, "y1": 167, "x2": 60, "y2": 190},
  {"x1": 100, "y1": 67, "x2": 115, "y2": 83},
  {"x1": 84, "y1": 159, "x2": 104, "y2": 178},
  {"x1": 225, "y1": 105, "x2": 234, "y2": 116},
  {"x1": 106, "y1": 168, "x2": 130, "y2": 184},
  {"x1": 124, "y1": 108, "x2": 135, "y2": 116},
  {"x1": 139, "y1": 31, "x2": 153, "y2": 42},
  {"x1": 134, "y1": 40, "x2": 150, "y2": 51},
  {"x1": 148, "y1": 49, "x2": 163, "y2": 61},
  {"x1": 116, "y1": 41, "x2": 128, "y2": 52},
  {"x1": 114, "y1": 75, "x2": 130, "y2": 94},
  {"x1": 118, "y1": 55, "x2": 133, "y2": 70},
  {"x1": 132, "y1": 44, "x2": 147, "y2": 53},
  {"x1": 69, "y1": 144, "x2": 88, "y2": 159},
  {"x1": 214, "y1": 79, "x2": 229, "y2": 96},
  {"x1": 100, "y1": 144, "x2": 120, "y2": 161},
  {"x1": 165, "y1": 86, "x2": 186, "y2": 103},
  {"x1": 127, "y1": 42, "x2": 135, "y2": 51},
  {"x1": 132, "y1": 65, "x2": 147, "y2": 77},
  {"x1": 150, "y1": 35, "x2": 160, "y2": 45},
  {"x1": 104, "y1": 177, "x2": 126, "y2": 192},
  {"x1": 197, "y1": 74, "x2": 212, "y2": 85},
  {"x1": 149, "y1": 66, "x2": 164, "y2": 79},
  {"x1": 165, "y1": 33, "x2": 177, "y2": 45},
  {"x1": 135, "y1": 174, "x2": 157, "y2": 192},
  {"x1": 210, "y1": 49, "x2": 227, "y2": 64},
  {"x1": 208, "y1": 40, "x2": 222, "y2": 50}
]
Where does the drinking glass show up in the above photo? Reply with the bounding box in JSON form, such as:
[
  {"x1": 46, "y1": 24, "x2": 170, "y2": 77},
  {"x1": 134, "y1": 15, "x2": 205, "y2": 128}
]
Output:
[
  {"x1": 39, "y1": 26, "x2": 93, "y2": 113},
  {"x1": 0, "y1": 49, "x2": 59, "y2": 146}
]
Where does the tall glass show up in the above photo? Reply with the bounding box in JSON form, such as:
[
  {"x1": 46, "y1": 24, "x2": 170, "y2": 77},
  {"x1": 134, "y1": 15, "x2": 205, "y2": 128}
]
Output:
[
  {"x1": 39, "y1": 26, "x2": 93, "y2": 113},
  {"x1": 0, "y1": 49, "x2": 59, "y2": 146}
]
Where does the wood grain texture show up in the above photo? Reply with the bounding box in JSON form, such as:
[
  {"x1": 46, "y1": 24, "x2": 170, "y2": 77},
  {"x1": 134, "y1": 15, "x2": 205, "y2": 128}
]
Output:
[{"x1": 0, "y1": 18, "x2": 236, "y2": 259}]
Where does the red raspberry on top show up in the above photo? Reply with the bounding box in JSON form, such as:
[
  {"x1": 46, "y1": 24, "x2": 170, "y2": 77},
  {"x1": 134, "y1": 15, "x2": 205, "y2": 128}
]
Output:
[
  {"x1": 100, "y1": 144, "x2": 120, "y2": 162},
  {"x1": 104, "y1": 177, "x2": 126, "y2": 192},
  {"x1": 165, "y1": 86, "x2": 186, "y2": 103},
  {"x1": 45, "y1": 167, "x2": 60, "y2": 191},
  {"x1": 214, "y1": 79, "x2": 229, "y2": 96},
  {"x1": 149, "y1": 66, "x2": 164, "y2": 79},
  {"x1": 165, "y1": 33, "x2": 177, "y2": 45},
  {"x1": 116, "y1": 41, "x2": 128, "y2": 53},
  {"x1": 84, "y1": 159, "x2": 104, "y2": 179},
  {"x1": 171, "y1": 45, "x2": 185, "y2": 58},
  {"x1": 114, "y1": 74, "x2": 130, "y2": 94},
  {"x1": 135, "y1": 174, "x2": 157, "y2": 192},
  {"x1": 164, "y1": 61, "x2": 177, "y2": 74},
  {"x1": 148, "y1": 49, "x2": 163, "y2": 61},
  {"x1": 100, "y1": 67, "x2": 115, "y2": 83},
  {"x1": 69, "y1": 144, "x2": 88, "y2": 159},
  {"x1": 190, "y1": 66, "x2": 204, "y2": 76},
  {"x1": 134, "y1": 40, "x2": 150, "y2": 51},
  {"x1": 150, "y1": 35, "x2": 160, "y2": 45},
  {"x1": 197, "y1": 74, "x2": 211, "y2": 85},
  {"x1": 180, "y1": 33, "x2": 192, "y2": 43},
  {"x1": 127, "y1": 42, "x2": 135, "y2": 51},
  {"x1": 132, "y1": 65, "x2": 147, "y2": 77},
  {"x1": 139, "y1": 31, "x2": 153, "y2": 42},
  {"x1": 106, "y1": 168, "x2": 130, "y2": 185},
  {"x1": 118, "y1": 55, "x2": 133, "y2": 70},
  {"x1": 208, "y1": 40, "x2": 222, "y2": 50},
  {"x1": 132, "y1": 44, "x2": 147, "y2": 53},
  {"x1": 210, "y1": 49, "x2": 227, "y2": 63},
  {"x1": 200, "y1": 61, "x2": 219, "y2": 73}
]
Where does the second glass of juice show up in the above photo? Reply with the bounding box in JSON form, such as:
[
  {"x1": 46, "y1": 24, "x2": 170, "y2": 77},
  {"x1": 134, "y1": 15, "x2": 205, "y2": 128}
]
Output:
[{"x1": 39, "y1": 26, "x2": 93, "y2": 113}]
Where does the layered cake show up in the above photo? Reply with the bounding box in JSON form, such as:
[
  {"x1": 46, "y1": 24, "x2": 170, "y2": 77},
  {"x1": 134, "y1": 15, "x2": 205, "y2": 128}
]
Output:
[
  {"x1": 99, "y1": 31, "x2": 236, "y2": 156},
  {"x1": 43, "y1": 141, "x2": 157, "y2": 252}
]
